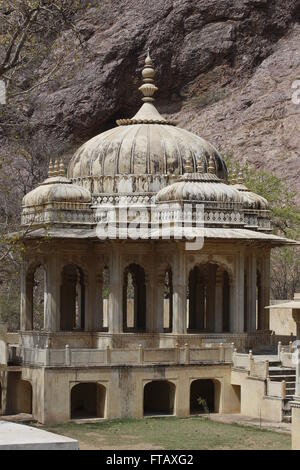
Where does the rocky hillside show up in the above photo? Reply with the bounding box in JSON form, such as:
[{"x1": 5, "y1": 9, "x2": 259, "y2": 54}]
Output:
[{"x1": 3, "y1": 0, "x2": 300, "y2": 200}]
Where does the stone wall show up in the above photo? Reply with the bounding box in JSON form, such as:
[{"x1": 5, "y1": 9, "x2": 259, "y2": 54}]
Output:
[{"x1": 22, "y1": 363, "x2": 238, "y2": 424}]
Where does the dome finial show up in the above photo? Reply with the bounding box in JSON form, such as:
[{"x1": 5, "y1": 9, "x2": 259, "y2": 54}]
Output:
[
  {"x1": 48, "y1": 159, "x2": 54, "y2": 178},
  {"x1": 208, "y1": 155, "x2": 216, "y2": 174},
  {"x1": 59, "y1": 157, "x2": 65, "y2": 177},
  {"x1": 138, "y1": 50, "x2": 158, "y2": 103},
  {"x1": 196, "y1": 158, "x2": 205, "y2": 174},
  {"x1": 53, "y1": 159, "x2": 59, "y2": 177},
  {"x1": 184, "y1": 155, "x2": 194, "y2": 174},
  {"x1": 237, "y1": 168, "x2": 244, "y2": 185}
]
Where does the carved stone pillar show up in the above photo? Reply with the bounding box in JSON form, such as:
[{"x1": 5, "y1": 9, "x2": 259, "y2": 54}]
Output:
[
  {"x1": 145, "y1": 270, "x2": 154, "y2": 333},
  {"x1": 108, "y1": 244, "x2": 122, "y2": 334},
  {"x1": 96, "y1": 271, "x2": 104, "y2": 330},
  {"x1": 154, "y1": 274, "x2": 165, "y2": 333},
  {"x1": 172, "y1": 248, "x2": 186, "y2": 334},
  {"x1": 247, "y1": 252, "x2": 257, "y2": 332},
  {"x1": 231, "y1": 251, "x2": 245, "y2": 333},
  {"x1": 84, "y1": 252, "x2": 99, "y2": 331},
  {"x1": 44, "y1": 253, "x2": 60, "y2": 332},
  {"x1": 195, "y1": 275, "x2": 205, "y2": 331},
  {"x1": 20, "y1": 261, "x2": 32, "y2": 331},
  {"x1": 206, "y1": 264, "x2": 217, "y2": 332},
  {"x1": 261, "y1": 250, "x2": 271, "y2": 330},
  {"x1": 215, "y1": 270, "x2": 223, "y2": 333}
]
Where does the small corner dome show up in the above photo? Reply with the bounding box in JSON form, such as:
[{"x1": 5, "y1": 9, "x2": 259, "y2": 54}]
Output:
[
  {"x1": 156, "y1": 173, "x2": 243, "y2": 205},
  {"x1": 232, "y1": 175, "x2": 269, "y2": 210},
  {"x1": 22, "y1": 176, "x2": 91, "y2": 208}
]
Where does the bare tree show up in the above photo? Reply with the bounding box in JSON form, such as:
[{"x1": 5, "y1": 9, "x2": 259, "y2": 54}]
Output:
[{"x1": 0, "y1": 0, "x2": 87, "y2": 93}]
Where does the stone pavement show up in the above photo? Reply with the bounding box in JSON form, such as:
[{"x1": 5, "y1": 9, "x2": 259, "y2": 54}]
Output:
[
  {"x1": 0, "y1": 413, "x2": 33, "y2": 423},
  {"x1": 0, "y1": 421, "x2": 78, "y2": 450}
]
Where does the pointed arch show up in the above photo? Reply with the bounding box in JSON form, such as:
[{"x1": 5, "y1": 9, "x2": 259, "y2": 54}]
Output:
[{"x1": 187, "y1": 262, "x2": 232, "y2": 333}]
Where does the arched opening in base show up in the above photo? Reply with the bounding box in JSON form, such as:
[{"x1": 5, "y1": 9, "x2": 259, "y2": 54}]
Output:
[
  {"x1": 71, "y1": 383, "x2": 106, "y2": 419},
  {"x1": 190, "y1": 379, "x2": 216, "y2": 414},
  {"x1": 143, "y1": 380, "x2": 175, "y2": 416},
  {"x1": 6, "y1": 374, "x2": 32, "y2": 414}
]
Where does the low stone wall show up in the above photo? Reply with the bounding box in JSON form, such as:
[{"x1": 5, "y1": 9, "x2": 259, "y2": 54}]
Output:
[
  {"x1": 231, "y1": 369, "x2": 283, "y2": 422},
  {"x1": 266, "y1": 380, "x2": 286, "y2": 399},
  {"x1": 21, "y1": 343, "x2": 234, "y2": 368},
  {"x1": 20, "y1": 330, "x2": 274, "y2": 352}
]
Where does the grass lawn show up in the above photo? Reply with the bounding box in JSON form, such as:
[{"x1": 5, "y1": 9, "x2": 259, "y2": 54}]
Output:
[{"x1": 42, "y1": 417, "x2": 291, "y2": 450}]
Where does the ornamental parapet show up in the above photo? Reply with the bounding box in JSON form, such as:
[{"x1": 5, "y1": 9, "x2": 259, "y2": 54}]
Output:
[{"x1": 20, "y1": 343, "x2": 234, "y2": 368}]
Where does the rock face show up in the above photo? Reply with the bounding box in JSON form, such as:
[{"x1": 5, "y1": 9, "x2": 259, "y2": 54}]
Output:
[
  {"x1": 4, "y1": 0, "x2": 300, "y2": 199},
  {"x1": 176, "y1": 23, "x2": 300, "y2": 200}
]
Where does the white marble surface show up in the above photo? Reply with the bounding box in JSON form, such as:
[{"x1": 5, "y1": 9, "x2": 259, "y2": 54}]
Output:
[{"x1": 0, "y1": 421, "x2": 78, "y2": 450}]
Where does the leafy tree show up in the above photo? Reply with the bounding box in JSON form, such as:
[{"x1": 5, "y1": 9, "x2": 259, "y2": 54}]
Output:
[{"x1": 226, "y1": 157, "x2": 300, "y2": 299}]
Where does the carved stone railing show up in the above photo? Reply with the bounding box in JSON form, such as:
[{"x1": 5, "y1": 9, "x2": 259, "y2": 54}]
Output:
[
  {"x1": 277, "y1": 341, "x2": 297, "y2": 368},
  {"x1": 249, "y1": 359, "x2": 269, "y2": 379},
  {"x1": 20, "y1": 331, "x2": 247, "y2": 351},
  {"x1": 267, "y1": 380, "x2": 286, "y2": 399},
  {"x1": 233, "y1": 350, "x2": 269, "y2": 379},
  {"x1": 280, "y1": 352, "x2": 294, "y2": 368},
  {"x1": 232, "y1": 343, "x2": 293, "y2": 400},
  {"x1": 21, "y1": 343, "x2": 234, "y2": 368},
  {"x1": 232, "y1": 351, "x2": 251, "y2": 370}
]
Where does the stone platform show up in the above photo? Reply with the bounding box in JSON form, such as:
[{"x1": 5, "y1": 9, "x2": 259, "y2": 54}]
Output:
[{"x1": 0, "y1": 421, "x2": 78, "y2": 450}]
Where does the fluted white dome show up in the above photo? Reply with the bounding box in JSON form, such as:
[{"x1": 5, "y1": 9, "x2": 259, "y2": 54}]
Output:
[
  {"x1": 68, "y1": 121, "x2": 227, "y2": 181},
  {"x1": 156, "y1": 173, "x2": 243, "y2": 206},
  {"x1": 22, "y1": 176, "x2": 91, "y2": 208},
  {"x1": 233, "y1": 182, "x2": 269, "y2": 210}
]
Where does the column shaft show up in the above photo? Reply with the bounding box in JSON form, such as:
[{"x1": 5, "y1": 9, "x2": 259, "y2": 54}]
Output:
[
  {"x1": 215, "y1": 273, "x2": 223, "y2": 333},
  {"x1": 206, "y1": 264, "x2": 217, "y2": 332},
  {"x1": 154, "y1": 281, "x2": 165, "y2": 332},
  {"x1": 45, "y1": 254, "x2": 61, "y2": 331},
  {"x1": 108, "y1": 244, "x2": 122, "y2": 333},
  {"x1": 232, "y1": 251, "x2": 245, "y2": 333},
  {"x1": 20, "y1": 262, "x2": 32, "y2": 331},
  {"x1": 247, "y1": 252, "x2": 257, "y2": 332},
  {"x1": 172, "y1": 248, "x2": 187, "y2": 334}
]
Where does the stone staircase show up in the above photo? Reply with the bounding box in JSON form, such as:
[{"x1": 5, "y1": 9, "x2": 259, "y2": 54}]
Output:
[{"x1": 268, "y1": 360, "x2": 296, "y2": 423}]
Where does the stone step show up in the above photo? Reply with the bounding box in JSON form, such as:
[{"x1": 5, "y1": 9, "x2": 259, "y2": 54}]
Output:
[
  {"x1": 269, "y1": 375, "x2": 296, "y2": 382},
  {"x1": 269, "y1": 367, "x2": 296, "y2": 374}
]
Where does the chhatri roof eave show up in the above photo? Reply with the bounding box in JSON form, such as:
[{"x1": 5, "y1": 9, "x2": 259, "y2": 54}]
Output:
[
  {"x1": 265, "y1": 301, "x2": 300, "y2": 310},
  {"x1": 13, "y1": 226, "x2": 300, "y2": 244}
]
